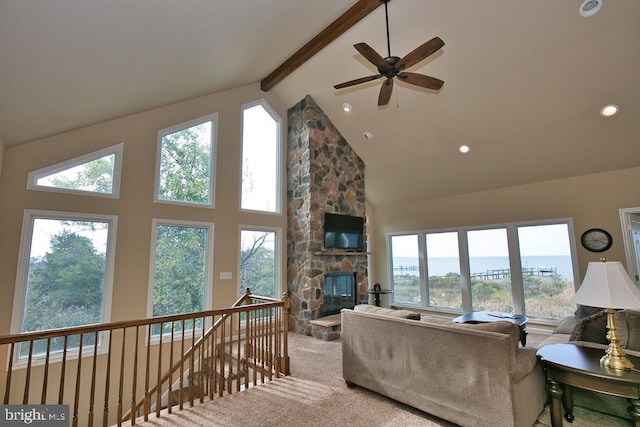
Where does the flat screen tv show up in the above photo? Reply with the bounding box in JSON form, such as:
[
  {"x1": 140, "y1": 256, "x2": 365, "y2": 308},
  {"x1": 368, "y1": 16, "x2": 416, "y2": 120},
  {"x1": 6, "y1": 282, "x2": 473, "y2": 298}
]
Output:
[{"x1": 323, "y1": 213, "x2": 365, "y2": 251}]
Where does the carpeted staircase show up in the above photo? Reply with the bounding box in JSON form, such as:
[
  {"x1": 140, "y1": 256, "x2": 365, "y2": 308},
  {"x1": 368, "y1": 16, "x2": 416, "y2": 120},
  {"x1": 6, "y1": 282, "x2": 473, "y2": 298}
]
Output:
[{"x1": 167, "y1": 341, "x2": 250, "y2": 408}]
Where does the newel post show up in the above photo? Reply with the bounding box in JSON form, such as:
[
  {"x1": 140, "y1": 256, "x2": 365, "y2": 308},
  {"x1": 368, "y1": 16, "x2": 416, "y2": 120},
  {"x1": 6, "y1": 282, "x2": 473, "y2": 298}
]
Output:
[{"x1": 280, "y1": 292, "x2": 290, "y2": 375}]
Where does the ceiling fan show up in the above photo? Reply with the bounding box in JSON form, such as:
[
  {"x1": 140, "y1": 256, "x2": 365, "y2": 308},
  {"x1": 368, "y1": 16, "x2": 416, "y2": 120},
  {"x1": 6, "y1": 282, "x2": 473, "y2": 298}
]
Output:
[{"x1": 334, "y1": 0, "x2": 445, "y2": 106}]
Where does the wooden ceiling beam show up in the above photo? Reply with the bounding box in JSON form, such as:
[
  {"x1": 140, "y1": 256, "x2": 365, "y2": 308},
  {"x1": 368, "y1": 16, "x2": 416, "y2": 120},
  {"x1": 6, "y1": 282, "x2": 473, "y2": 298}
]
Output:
[{"x1": 260, "y1": 0, "x2": 382, "y2": 92}]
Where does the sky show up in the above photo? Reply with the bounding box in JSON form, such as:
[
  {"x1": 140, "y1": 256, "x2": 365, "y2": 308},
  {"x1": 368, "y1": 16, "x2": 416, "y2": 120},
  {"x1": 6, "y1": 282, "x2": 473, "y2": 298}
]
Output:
[
  {"x1": 241, "y1": 104, "x2": 278, "y2": 212},
  {"x1": 30, "y1": 218, "x2": 109, "y2": 259},
  {"x1": 391, "y1": 223, "x2": 572, "y2": 258}
]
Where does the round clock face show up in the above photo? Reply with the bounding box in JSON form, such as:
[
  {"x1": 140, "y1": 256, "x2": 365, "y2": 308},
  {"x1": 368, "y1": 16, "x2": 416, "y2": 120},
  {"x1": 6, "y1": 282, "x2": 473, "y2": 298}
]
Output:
[{"x1": 580, "y1": 228, "x2": 612, "y2": 252}]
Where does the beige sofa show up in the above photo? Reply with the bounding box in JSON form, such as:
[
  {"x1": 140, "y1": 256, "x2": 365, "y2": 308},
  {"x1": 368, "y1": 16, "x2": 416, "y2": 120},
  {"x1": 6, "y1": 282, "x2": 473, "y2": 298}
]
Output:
[{"x1": 341, "y1": 305, "x2": 547, "y2": 427}]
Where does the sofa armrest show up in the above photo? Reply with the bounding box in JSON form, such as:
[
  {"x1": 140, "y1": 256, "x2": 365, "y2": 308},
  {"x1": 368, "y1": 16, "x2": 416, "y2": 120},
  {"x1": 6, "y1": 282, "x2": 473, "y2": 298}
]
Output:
[{"x1": 512, "y1": 347, "x2": 539, "y2": 382}]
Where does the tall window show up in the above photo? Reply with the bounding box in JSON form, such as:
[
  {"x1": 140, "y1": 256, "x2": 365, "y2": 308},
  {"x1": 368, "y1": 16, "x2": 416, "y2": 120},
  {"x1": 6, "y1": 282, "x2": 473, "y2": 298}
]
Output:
[
  {"x1": 390, "y1": 234, "x2": 421, "y2": 305},
  {"x1": 155, "y1": 114, "x2": 216, "y2": 207},
  {"x1": 387, "y1": 219, "x2": 577, "y2": 320},
  {"x1": 241, "y1": 101, "x2": 281, "y2": 213},
  {"x1": 12, "y1": 210, "x2": 117, "y2": 357},
  {"x1": 240, "y1": 228, "x2": 279, "y2": 298},
  {"x1": 468, "y1": 228, "x2": 513, "y2": 312},
  {"x1": 426, "y1": 232, "x2": 462, "y2": 309},
  {"x1": 27, "y1": 143, "x2": 123, "y2": 198},
  {"x1": 518, "y1": 223, "x2": 576, "y2": 319},
  {"x1": 149, "y1": 220, "x2": 213, "y2": 334}
]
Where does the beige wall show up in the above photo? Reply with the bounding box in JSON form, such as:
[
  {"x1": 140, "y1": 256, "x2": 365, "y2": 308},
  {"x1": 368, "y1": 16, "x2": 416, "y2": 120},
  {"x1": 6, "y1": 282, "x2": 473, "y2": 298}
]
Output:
[
  {"x1": 370, "y1": 166, "x2": 640, "y2": 286},
  {"x1": 0, "y1": 82, "x2": 288, "y2": 337}
]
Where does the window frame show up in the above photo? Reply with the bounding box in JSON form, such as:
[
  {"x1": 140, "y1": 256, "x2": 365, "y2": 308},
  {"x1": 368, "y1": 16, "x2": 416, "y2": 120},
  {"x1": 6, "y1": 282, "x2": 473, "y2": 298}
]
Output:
[
  {"x1": 146, "y1": 218, "x2": 215, "y2": 342},
  {"x1": 387, "y1": 218, "x2": 579, "y2": 319},
  {"x1": 239, "y1": 100, "x2": 283, "y2": 215},
  {"x1": 26, "y1": 143, "x2": 124, "y2": 198},
  {"x1": 238, "y1": 225, "x2": 282, "y2": 299},
  {"x1": 10, "y1": 209, "x2": 118, "y2": 365},
  {"x1": 154, "y1": 113, "x2": 218, "y2": 208}
]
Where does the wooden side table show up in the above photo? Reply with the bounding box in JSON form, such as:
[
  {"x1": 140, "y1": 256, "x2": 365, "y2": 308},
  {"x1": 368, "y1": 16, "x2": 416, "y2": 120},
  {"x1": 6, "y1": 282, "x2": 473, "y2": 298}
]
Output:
[
  {"x1": 452, "y1": 311, "x2": 528, "y2": 346},
  {"x1": 367, "y1": 288, "x2": 392, "y2": 306},
  {"x1": 536, "y1": 343, "x2": 640, "y2": 427}
]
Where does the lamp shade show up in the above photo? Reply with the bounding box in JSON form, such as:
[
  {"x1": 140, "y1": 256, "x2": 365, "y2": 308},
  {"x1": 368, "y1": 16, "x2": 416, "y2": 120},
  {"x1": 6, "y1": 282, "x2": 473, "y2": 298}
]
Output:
[{"x1": 571, "y1": 261, "x2": 640, "y2": 309}]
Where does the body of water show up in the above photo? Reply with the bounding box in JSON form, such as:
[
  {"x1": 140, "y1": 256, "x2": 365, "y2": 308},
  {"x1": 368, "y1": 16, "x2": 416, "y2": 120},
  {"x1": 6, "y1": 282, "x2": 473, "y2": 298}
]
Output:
[{"x1": 393, "y1": 255, "x2": 575, "y2": 281}]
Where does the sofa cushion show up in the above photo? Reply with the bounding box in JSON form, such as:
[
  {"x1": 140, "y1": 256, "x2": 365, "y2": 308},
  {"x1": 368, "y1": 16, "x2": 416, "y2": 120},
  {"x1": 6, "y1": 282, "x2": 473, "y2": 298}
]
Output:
[
  {"x1": 353, "y1": 304, "x2": 421, "y2": 320},
  {"x1": 537, "y1": 333, "x2": 572, "y2": 348},
  {"x1": 552, "y1": 316, "x2": 577, "y2": 335}
]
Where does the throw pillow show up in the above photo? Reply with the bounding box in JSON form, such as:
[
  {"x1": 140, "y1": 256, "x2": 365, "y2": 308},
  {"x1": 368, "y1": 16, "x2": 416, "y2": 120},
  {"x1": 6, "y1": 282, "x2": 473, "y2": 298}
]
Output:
[
  {"x1": 574, "y1": 305, "x2": 604, "y2": 322},
  {"x1": 623, "y1": 310, "x2": 640, "y2": 351},
  {"x1": 569, "y1": 309, "x2": 628, "y2": 347},
  {"x1": 569, "y1": 309, "x2": 607, "y2": 344}
]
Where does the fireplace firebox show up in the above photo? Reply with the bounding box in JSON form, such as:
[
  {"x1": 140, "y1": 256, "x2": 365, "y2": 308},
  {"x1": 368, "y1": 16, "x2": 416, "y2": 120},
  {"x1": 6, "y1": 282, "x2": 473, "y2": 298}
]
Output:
[{"x1": 323, "y1": 272, "x2": 358, "y2": 316}]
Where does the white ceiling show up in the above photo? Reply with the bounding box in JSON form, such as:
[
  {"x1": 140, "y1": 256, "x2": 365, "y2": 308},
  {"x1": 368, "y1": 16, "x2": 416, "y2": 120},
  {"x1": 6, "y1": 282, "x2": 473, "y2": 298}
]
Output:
[{"x1": 1, "y1": 0, "x2": 639, "y2": 207}]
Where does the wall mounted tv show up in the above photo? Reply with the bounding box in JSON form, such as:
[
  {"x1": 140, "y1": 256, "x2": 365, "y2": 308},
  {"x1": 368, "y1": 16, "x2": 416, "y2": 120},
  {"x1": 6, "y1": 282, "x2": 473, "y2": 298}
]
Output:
[{"x1": 323, "y1": 213, "x2": 365, "y2": 251}]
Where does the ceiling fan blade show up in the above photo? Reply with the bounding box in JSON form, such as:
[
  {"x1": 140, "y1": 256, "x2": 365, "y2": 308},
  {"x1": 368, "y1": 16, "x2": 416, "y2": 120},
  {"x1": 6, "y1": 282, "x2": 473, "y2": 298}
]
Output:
[
  {"x1": 334, "y1": 74, "x2": 383, "y2": 89},
  {"x1": 397, "y1": 72, "x2": 444, "y2": 90},
  {"x1": 378, "y1": 78, "x2": 394, "y2": 106},
  {"x1": 395, "y1": 37, "x2": 445, "y2": 71},
  {"x1": 354, "y1": 43, "x2": 388, "y2": 69}
]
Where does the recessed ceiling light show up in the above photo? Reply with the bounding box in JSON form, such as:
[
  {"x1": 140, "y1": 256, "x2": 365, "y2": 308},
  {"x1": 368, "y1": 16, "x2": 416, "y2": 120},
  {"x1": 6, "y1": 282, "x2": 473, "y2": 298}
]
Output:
[
  {"x1": 342, "y1": 103, "x2": 352, "y2": 112},
  {"x1": 600, "y1": 104, "x2": 619, "y2": 117},
  {"x1": 459, "y1": 145, "x2": 470, "y2": 153},
  {"x1": 363, "y1": 131, "x2": 373, "y2": 140},
  {"x1": 580, "y1": 0, "x2": 602, "y2": 17}
]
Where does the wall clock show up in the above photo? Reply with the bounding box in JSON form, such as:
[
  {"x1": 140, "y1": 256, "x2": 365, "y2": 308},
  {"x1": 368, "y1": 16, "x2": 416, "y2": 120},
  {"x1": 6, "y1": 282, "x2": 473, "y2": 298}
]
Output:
[{"x1": 580, "y1": 228, "x2": 612, "y2": 252}]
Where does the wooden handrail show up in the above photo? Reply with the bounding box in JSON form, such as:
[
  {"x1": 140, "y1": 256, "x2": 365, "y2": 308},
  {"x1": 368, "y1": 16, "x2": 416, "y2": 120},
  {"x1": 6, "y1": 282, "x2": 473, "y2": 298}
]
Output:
[
  {"x1": 0, "y1": 289, "x2": 290, "y2": 427},
  {"x1": 0, "y1": 297, "x2": 281, "y2": 345}
]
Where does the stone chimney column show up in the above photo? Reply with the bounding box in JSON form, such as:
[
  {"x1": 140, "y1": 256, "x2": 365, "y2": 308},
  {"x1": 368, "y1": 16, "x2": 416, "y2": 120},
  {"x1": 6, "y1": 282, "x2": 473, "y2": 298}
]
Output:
[{"x1": 287, "y1": 96, "x2": 367, "y2": 335}]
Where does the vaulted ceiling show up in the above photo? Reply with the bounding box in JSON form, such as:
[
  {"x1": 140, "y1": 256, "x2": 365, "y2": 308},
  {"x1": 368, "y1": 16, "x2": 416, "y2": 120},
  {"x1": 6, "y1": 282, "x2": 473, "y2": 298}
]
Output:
[{"x1": 1, "y1": 0, "x2": 639, "y2": 207}]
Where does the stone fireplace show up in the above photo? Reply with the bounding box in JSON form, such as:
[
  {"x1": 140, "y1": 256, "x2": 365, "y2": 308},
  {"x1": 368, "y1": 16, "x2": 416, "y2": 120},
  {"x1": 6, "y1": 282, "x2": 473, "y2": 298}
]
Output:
[{"x1": 287, "y1": 95, "x2": 368, "y2": 337}]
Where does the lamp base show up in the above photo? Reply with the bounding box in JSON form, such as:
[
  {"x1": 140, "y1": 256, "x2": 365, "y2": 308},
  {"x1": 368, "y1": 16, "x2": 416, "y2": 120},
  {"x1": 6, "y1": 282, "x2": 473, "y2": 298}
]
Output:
[
  {"x1": 601, "y1": 351, "x2": 634, "y2": 370},
  {"x1": 600, "y1": 308, "x2": 635, "y2": 371}
]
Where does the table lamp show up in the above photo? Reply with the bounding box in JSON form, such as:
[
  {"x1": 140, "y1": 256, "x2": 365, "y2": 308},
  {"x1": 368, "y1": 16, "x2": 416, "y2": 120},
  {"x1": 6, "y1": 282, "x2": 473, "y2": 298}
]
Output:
[{"x1": 571, "y1": 258, "x2": 640, "y2": 370}]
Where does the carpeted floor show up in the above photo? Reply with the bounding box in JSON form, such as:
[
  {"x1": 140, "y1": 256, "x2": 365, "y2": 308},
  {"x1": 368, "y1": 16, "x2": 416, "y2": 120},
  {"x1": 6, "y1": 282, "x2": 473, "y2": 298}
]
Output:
[{"x1": 130, "y1": 333, "x2": 630, "y2": 427}]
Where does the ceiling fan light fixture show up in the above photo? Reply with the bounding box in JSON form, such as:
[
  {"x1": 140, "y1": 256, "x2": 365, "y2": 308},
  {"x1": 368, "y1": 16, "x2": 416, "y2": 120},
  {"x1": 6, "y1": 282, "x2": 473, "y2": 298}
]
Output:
[{"x1": 579, "y1": 0, "x2": 602, "y2": 17}]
